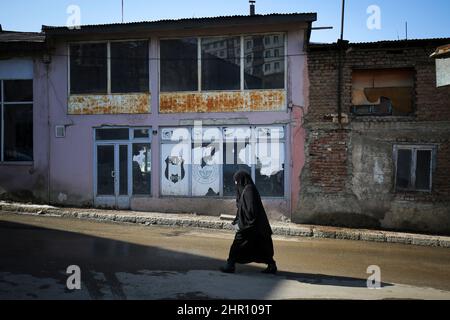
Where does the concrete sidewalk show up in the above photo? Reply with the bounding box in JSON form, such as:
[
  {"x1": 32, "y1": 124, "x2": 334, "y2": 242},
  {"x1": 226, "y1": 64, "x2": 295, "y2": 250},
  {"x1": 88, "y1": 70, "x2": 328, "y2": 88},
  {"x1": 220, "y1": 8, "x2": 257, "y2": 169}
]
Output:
[{"x1": 1, "y1": 200, "x2": 449, "y2": 248}]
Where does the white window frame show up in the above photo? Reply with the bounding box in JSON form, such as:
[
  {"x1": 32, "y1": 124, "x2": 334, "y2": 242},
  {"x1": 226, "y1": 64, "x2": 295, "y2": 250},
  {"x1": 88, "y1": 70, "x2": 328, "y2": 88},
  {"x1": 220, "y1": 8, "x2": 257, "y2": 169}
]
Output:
[
  {"x1": 393, "y1": 144, "x2": 436, "y2": 192},
  {"x1": 93, "y1": 126, "x2": 152, "y2": 199}
]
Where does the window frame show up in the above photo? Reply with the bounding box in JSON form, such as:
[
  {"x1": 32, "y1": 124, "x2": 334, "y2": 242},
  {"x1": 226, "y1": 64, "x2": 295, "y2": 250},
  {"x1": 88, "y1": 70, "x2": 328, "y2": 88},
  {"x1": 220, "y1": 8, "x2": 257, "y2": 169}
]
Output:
[
  {"x1": 93, "y1": 126, "x2": 152, "y2": 198},
  {"x1": 350, "y1": 67, "x2": 416, "y2": 117},
  {"x1": 0, "y1": 79, "x2": 34, "y2": 164},
  {"x1": 159, "y1": 125, "x2": 287, "y2": 199},
  {"x1": 68, "y1": 39, "x2": 151, "y2": 96},
  {"x1": 158, "y1": 32, "x2": 288, "y2": 93},
  {"x1": 393, "y1": 144, "x2": 436, "y2": 193}
]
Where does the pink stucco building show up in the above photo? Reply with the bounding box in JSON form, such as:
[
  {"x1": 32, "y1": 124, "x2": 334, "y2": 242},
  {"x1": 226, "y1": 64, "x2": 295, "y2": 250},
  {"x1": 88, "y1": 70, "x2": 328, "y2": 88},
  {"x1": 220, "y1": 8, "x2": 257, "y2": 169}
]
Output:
[{"x1": 0, "y1": 13, "x2": 316, "y2": 221}]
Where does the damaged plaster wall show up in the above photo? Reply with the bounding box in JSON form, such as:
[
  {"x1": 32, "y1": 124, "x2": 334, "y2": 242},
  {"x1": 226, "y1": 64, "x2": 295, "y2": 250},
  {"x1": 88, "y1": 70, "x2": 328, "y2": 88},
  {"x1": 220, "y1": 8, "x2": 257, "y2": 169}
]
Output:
[{"x1": 296, "y1": 40, "x2": 450, "y2": 235}]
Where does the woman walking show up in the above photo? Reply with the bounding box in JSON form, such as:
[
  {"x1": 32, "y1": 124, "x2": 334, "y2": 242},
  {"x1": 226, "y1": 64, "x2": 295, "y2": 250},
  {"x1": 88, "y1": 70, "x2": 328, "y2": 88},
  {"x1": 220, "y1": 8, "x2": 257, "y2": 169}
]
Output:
[{"x1": 220, "y1": 170, "x2": 277, "y2": 274}]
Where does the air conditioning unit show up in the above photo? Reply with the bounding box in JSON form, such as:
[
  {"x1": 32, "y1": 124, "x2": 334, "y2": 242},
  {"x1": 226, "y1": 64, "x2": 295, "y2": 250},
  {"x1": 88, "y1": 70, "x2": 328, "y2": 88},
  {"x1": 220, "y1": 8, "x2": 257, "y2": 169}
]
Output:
[{"x1": 55, "y1": 125, "x2": 66, "y2": 138}]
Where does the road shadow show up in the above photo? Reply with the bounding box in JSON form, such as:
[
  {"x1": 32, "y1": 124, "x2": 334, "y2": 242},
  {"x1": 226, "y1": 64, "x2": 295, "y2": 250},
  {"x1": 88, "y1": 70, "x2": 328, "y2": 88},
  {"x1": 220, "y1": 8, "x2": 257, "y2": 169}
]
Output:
[{"x1": 0, "y1": 219, "x2": 392, "y2": 299}]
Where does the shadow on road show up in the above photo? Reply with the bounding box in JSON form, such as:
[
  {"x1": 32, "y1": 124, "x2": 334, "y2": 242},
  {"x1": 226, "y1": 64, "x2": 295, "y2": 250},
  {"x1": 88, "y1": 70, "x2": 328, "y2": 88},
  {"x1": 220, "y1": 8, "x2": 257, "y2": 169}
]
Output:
[{"x1": 0, "y1": 220, "x2": 392, "y2": 299}]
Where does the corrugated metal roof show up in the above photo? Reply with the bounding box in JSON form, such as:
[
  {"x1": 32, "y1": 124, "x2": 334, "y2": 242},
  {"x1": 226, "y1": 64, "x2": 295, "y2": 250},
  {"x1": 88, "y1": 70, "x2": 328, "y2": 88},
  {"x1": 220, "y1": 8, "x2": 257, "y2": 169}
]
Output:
[
  {"x1": 310, "y1": 37, "x2": 450, "y2": 50},
  {"x1": 0, "y1": 30, "x2": 45, "y2": 43},
  {"x1": 42, "y1": 12, "x2": 317, "y2": 35}
]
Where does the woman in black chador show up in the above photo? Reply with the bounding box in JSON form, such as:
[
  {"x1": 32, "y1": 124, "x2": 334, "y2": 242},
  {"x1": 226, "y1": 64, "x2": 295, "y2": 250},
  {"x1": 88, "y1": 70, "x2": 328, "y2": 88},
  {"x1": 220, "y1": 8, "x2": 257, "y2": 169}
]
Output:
[{"x1": 220, "y1": 170, "x2": 277, "y2": 274}]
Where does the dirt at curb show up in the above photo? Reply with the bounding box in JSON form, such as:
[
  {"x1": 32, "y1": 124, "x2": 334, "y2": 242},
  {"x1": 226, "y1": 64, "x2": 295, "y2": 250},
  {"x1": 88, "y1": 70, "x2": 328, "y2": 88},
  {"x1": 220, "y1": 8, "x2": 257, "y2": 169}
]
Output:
[{"x1": 1, "y1": 201, "x2": 449, "y2": 248}]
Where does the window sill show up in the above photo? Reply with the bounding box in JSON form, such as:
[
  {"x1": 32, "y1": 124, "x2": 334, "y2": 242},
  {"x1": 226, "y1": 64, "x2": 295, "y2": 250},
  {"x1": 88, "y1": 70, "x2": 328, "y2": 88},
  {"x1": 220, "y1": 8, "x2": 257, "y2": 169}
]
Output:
[
  {"x1": 0, "y1": 161, "x2": 33, "y2": 166},
  {"x1": 351, "y1": 115, "x2": 416, "y2": 122}
]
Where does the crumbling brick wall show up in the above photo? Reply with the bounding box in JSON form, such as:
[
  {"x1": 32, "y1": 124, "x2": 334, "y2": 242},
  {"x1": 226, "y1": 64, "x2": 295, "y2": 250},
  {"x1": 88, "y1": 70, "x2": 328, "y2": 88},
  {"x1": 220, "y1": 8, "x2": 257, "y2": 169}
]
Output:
[{"x1": 296, "y1": 39, "x2": 450, "y2": 235}]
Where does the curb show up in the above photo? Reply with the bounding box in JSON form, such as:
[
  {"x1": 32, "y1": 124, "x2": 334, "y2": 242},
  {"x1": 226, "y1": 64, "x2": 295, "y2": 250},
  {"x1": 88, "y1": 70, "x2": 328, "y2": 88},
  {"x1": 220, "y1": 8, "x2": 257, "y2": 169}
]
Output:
[{"x1": 1, "y1": 201, "x2": 449, "y2": 248}]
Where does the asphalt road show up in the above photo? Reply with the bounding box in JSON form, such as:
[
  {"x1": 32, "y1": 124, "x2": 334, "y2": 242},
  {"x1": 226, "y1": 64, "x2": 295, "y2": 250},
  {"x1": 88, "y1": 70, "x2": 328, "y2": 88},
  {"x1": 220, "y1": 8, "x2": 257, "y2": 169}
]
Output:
[{"x1": 1, "y1": 212, "x2": 450, "y2": 299}]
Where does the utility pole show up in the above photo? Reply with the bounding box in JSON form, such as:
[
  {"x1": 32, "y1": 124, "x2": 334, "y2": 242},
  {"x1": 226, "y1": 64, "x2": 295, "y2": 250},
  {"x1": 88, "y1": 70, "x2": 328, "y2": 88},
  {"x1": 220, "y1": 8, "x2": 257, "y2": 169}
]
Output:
[
  {"x1": 121, "y1": 0, "x2": 124, "y2": 23},
  {"x1": 340, "y1": 0, "x2": 345, "y2": 41}
]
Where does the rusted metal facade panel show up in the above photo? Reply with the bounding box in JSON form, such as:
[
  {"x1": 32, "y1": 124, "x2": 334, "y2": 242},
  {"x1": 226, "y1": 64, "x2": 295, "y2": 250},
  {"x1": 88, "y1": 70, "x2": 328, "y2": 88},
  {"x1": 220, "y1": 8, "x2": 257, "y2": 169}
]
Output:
[
  {"x1": 68, "y1": 93, "x2": 151, "y2": 115},
  {"x1": 159, "y1": 90, "x2": 286, "y2": 113}
]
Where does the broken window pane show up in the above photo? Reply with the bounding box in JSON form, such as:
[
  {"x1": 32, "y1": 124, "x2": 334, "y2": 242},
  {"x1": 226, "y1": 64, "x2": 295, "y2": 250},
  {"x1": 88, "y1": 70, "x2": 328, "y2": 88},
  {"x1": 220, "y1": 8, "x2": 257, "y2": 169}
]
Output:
[
  {"x1": 4, "y1": 80, "x2": 33, "y2": 102},
  {"x1": 415, "y1": 150, "x2": 431, "y2": 190},
  {"x1": 352, "y1": 69, "x2": 414, "y2": 116},
  {"x1": 223, "y1": 140, "x2": 252, "y2": 196},
  {"x1": 396, "y1": 149, "x2": 412, "y2": 189},
  {"x1": 133, "y1": 143, "x2": 151, "y2": 195},
  {"x1": 244, "y1": 33, "x2": 285, "y2": 90},
  {"x1": 160, "y1": 38, "x2": 198, "y2": 92},
  {"x1": 192, "y1": 142, "x2": 221, "y2": 196},
  {"x1": 111, "y1": 41, "x2": 149, "y2": 93},
  {"x1": 3, "y1": 104, "x2": 33, "y2": 161},
  {"x1": 255, "y1": 141, "x2": 285, "y2": 197},
  {"x1": 70, "y1": 43, "x2": 107, "y2": 94},
  {"x1": 201, "y1": 37, "x2": 240, "y2": 90},
  {"x1": 96, "y1": 128, "x2": 129, "y2": 141}
]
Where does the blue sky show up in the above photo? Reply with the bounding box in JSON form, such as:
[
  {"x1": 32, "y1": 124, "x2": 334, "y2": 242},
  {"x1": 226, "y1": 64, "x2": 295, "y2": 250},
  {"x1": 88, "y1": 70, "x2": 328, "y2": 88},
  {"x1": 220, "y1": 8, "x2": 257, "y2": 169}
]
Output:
[{"x1": 0, "y1": 0, "x2": 449, "y2": 43}]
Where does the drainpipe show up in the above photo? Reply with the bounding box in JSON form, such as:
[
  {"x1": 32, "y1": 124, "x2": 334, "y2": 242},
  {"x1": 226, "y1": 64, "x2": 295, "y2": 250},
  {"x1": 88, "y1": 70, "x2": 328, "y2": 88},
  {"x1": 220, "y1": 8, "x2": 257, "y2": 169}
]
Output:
[
  {"x1": 337, "y1": 0, "x2": 347, "y2": 125},
  {"x1": 44, "y1": 56, "x2": 51, "y2": 204}
]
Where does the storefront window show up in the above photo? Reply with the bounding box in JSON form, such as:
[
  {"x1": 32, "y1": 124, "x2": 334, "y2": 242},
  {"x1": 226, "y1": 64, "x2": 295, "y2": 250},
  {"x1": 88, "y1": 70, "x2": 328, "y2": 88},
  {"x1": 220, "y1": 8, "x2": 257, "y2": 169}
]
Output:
[
  {"x1": 132, "y1": 143, "x2": 151, "y2": 195},
  {"x1": 160, "y1": 128, "x2": 191, "y2": 196},
  {"x1": 160, "y1": 126, "x2": 285, "y2": 198}
]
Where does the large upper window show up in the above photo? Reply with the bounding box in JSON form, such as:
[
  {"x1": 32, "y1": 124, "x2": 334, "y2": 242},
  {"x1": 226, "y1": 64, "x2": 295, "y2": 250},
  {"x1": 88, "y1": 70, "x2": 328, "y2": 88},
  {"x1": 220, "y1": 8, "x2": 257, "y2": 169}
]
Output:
[
  {"x1": 0, "y1": 80, "x2": 33, "y2": 161},
  {"x1": 160, "y1": 33, "x2": 286, "y2": 92},
  {"x1": 160, "y1": 126, "x2": 285, "y2": 198},
  {"x1": 352, "y1": 68, "x2": 414, "y2": 116},
  {"x1": 69, "y1": 41, "x2": 149, "y2": 95},
  {"x1": 70, "y1": 43, "x2": 107, "y2": 94},
  {"x1": 244, "y1": 34, "x2": 286, "y2": 90},
  {"x1": 201, "y1": 37, "x2": 241, "y2": 91},
  {"x1": 110, "y1": 41, "x2": 149, "y2": 93},
  {"x1": 160, "y1": 38, "x2": 198, "y2": 92}
]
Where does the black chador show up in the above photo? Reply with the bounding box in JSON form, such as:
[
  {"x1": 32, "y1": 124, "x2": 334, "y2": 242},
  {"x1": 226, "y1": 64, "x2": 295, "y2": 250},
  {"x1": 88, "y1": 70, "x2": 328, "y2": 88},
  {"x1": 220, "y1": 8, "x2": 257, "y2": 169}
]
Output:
[{"x1": 220, "y1": 170, "x2": 277, "y2": 274}]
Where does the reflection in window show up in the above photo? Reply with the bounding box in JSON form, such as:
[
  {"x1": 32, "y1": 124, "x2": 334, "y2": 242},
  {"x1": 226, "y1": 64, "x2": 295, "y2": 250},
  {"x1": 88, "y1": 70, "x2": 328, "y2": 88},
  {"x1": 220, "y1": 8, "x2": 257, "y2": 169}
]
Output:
[
  {"x1": 201, "y1": 37, "x2": 241, "y2": 91},
  {"x1": 111, "y1": 41, "x2": 149, "y2": 93},
  {"x1": 133, "y1": 143, "x2": 151, "y2": 195},
  {"x1": 134, "y1": 128, "x2": 150, "y2": 139},
  {"x1": 160, "y1": 38, "x2": 198, "y2": 92},
  {"x1": 244, "y1": 34, "x2": 285, "y2": 89},
  {"x1": 70, "y1": 43, "x2": 107, "y2": 94}
]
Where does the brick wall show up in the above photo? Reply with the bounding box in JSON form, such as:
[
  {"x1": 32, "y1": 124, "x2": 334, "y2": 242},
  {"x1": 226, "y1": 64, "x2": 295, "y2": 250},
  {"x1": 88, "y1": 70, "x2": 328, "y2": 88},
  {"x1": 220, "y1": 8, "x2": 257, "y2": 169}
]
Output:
[
  {"x1": 296, "y1": 39, "x2": 450, "y2": 234},
  {"x1": 307, "y1": 41, "x2": 450, "y2": 122},
  {"x1": 308, "y1": 129, "x2": 349, "y2": 193}
]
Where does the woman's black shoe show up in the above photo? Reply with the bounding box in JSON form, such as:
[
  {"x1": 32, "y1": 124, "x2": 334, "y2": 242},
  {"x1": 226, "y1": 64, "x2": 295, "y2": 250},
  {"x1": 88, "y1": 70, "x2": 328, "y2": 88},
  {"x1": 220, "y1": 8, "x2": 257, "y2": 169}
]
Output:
[
  {"x1": 261, "y1": 263, "x2": 277, "y2": 274},
  {"x1": 220, "y1": 263, "x2": 235, "y2": 274}
]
